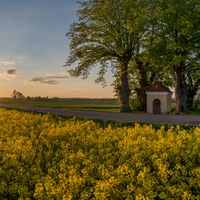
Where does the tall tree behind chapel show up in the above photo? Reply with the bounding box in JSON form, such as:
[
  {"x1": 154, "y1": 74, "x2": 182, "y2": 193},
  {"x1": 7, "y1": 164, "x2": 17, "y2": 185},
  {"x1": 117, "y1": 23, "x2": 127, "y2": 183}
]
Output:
[{"x1": 65, "y1": 0, "x2": 157, "y2": 112}]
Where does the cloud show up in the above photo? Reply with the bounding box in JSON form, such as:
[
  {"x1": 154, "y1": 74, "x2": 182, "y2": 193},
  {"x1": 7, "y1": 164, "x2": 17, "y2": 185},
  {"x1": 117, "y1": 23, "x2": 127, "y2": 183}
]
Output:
[
  {"x1": 28, "y1": 72, "x2": 69, "y2": 85},
  {"x1": 0, "y1": 60, "x2": 15, "y2": 65},
  {"x1": 0, "y1": 68, "x2": 18, "y2": 80},
  {"x1": 45, "y1": 71, "x2": 70, "y2": 77},
  {"x1": 6, "y1": 69, "x2": 17, "y2": 75},
  {"x1": 29, "y1": 77, "x2": 58, "y2": 85}
]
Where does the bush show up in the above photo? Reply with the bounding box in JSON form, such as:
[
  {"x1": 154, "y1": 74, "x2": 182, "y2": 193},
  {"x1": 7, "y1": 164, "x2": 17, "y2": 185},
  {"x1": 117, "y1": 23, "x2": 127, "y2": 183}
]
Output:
[{"x1": 193, "y1": 94, "x2": 200, "y2": 111}]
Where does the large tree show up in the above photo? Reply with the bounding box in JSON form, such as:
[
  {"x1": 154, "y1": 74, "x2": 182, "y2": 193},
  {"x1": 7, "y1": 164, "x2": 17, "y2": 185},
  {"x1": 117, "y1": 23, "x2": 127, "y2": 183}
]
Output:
[
  {"x1": 65, "y1": 0, "x2": 154, "y2": 112},
  {"x1": 152, "y1": 0, "x2": 200, "y2": 113},
  {"x1": 128, "y1": 26, "x2": 161, "y2": 111}
]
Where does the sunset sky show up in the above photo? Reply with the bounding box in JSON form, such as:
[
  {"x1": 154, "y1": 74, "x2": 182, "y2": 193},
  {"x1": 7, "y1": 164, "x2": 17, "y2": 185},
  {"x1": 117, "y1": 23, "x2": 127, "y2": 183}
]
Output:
[{"x1": 0, "y1": 0, "x2": 114, "y2": 98}]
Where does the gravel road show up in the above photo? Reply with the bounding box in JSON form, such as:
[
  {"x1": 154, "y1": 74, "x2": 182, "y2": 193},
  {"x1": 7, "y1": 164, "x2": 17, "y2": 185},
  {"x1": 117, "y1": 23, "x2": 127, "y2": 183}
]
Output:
[{"x1": 1, "y1": 104, "x2": 200, "y2": 126}]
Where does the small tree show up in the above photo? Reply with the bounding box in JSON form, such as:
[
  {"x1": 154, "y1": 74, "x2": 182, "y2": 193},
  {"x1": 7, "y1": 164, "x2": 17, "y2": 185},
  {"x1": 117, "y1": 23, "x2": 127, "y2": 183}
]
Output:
[{"x1": 11, "y1": 90, "x2": 25, "y2": 99}]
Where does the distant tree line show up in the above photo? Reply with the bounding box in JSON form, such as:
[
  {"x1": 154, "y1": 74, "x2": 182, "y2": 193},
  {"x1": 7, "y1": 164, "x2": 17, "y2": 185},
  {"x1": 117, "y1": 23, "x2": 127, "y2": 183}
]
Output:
[{"x1": 11, "y1": 90, "x2": 49, "y2": 100}]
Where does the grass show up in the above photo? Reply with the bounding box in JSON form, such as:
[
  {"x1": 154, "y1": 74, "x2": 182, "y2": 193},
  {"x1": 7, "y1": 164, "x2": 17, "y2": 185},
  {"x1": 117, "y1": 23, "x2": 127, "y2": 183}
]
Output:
[
  {"x1": 1, "y1": 97, "x2": 200, "y2": 115},
  {"x1": 0, "y1": 98, "x2": 120, "y2": 112}
]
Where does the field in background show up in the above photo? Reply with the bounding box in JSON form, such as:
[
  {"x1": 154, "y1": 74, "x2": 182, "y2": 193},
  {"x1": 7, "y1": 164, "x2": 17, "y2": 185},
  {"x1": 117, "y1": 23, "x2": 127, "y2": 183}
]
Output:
[
  {"x1": 1, "y1": 98, "x2": 200, "y2": 115},
  {"x1": 0, "y1": 98, "x2": 120, "y2": 112}
]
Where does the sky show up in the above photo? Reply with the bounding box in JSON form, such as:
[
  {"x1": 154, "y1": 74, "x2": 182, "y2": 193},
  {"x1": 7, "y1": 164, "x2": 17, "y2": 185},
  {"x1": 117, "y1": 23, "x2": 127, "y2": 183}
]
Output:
[{"x1": 0, "y1": 0, "x2": 114, "y2": 98}]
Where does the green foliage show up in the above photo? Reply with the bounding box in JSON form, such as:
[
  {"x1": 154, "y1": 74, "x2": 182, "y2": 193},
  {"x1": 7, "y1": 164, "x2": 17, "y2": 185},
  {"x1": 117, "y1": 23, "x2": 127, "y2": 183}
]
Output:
[
  {"x1": 65, "y1": 0, "x2": 161, "y2": 112},
  {"x1": 193, "y1": 94, "x2": 200, "y2": 111},
  {"x1": 64, "y1": 0, "x2": 200, "y2": 113},
  {"x1": 0, "y1": 108, "x2": 200, "y2": 199},
  {"x1": 151, "y1": 0, "x2": 200, "y2": 113},
  {"x1": 66, "y1": 0, "x2": 137, "y2": 82},
  {"x1": 129, "y1": 96, "x2": 144, "y2": 111}
]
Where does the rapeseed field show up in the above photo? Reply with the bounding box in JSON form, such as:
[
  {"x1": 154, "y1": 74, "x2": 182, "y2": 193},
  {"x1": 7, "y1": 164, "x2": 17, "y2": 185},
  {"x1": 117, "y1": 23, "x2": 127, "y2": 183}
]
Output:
[{"x1": 0, "y1": 108, "x2": 200, "y2": 199}]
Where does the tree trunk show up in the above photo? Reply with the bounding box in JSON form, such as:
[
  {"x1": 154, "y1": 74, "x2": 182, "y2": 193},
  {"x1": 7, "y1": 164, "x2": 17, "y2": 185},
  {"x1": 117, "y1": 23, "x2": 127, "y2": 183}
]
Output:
[
  {"x1": 175, "y1": 65, "x2": 189, "y2": 113},
  {"x1": 117, "y1": 65, "x2": 132, "y2": 113},
  {"x1": 134, "y1": 61, "x2": 155, "y2": 111},
  {"x1": 134, "y1": 65, "x2": 148, "y2": 111}
]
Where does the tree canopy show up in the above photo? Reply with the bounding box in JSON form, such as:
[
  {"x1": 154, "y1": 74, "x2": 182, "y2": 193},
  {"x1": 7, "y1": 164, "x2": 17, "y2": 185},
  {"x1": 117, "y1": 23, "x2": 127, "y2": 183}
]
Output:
[
  {"x1": 65, "y1": 0, "x2": 157, "y2": 112},
  {"x1": 65, "y1": 0, "x2": 200, "y2": 113},
  {"x1": 151, "y1": 0, "x2": 200, "y2": 112}
]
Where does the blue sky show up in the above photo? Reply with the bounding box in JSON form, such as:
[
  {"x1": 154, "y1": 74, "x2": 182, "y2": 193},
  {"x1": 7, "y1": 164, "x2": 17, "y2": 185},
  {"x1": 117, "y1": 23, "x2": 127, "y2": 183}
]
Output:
[{"x1": 0, "y1": 0, "x2": 114, "y2": 98}]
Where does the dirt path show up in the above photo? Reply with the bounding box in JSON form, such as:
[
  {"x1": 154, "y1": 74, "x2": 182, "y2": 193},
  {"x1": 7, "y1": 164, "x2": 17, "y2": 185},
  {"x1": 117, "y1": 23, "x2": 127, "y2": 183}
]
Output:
[{"x1": 1, "y1": 104, "x2": 200, "y2": 126}]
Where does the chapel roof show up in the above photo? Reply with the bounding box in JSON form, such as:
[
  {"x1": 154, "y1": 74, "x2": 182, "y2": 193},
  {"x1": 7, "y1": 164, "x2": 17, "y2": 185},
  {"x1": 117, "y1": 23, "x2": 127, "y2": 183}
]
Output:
[{"x1": 146, "y1": 83, "x2": 172, "y2": 93}]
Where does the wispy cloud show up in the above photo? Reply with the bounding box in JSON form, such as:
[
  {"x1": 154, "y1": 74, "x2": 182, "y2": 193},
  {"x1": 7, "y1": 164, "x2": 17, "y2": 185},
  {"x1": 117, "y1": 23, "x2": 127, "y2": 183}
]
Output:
[
  {"x1": 0, "y1": 60, "x2": 15, "y2": 66},
  {"x1": 0, "y1": 68, "x2": 18, "y2": 80},
  {"x1": 29, "y1": 77, "x2": 58, "y2": 85},
  {"x1": 28, "y1": 72, "x2": 69, "y2": 85}
]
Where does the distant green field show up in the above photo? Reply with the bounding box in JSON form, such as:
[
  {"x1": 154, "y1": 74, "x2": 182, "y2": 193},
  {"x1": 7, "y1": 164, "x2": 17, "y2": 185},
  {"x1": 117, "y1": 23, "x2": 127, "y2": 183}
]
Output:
[{"x1": 0, "y1": 98, "x2": 120, "y2": 112}]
